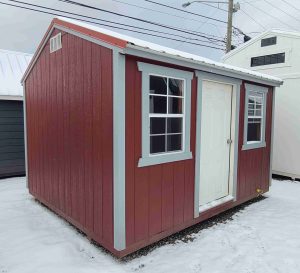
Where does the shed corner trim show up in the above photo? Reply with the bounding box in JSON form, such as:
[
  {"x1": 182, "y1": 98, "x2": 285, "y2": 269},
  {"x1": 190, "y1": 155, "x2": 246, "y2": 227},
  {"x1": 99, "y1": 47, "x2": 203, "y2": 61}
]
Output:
[{"x1": 113, "y1": 50, "x2": 126, "y2": 251}]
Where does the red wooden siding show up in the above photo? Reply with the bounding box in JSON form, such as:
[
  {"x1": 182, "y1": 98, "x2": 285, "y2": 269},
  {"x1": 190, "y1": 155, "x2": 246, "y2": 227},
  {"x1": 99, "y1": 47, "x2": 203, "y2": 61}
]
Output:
[
  {"x1": 25, "y1": 29, "x2": 114, "y2": 249},
  {"x1": 125, "y1": 56, "x2": 197, "y2": 248}
]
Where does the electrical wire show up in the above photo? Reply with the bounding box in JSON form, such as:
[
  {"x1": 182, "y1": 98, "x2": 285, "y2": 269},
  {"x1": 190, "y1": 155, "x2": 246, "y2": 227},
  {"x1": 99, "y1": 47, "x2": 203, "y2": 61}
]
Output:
[
  {"x1": 278, "y1": 0, "x2": 300, "y2": 12},
  {"x1": 239, "y1": 9, "x2": 266, "y2": 30},
  {"x1": 243, "y1": 0, "x2": 298, "y2": 30},
  {"x1": 262, "y1": 0, "x2": 300, "y2": 23},
  {"x1": 58, "y1": 0, "x2": 228, "y2": 42},
  {"x1": 0, "y1": 1, "x2": 225, "y2": 50},
  {"x1": 5, "y1": 0, "x2": 225, "y2": 45}
]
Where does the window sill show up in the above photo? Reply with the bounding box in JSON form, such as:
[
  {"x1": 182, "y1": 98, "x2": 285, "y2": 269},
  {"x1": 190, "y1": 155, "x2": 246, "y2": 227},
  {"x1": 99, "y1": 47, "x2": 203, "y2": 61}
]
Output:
[
  {"x1": 138, "y1": 151, "x2": 193, "y2": 167},
  {"x1": 242, "y1": 141, "x2": 266, "y2": 151}
]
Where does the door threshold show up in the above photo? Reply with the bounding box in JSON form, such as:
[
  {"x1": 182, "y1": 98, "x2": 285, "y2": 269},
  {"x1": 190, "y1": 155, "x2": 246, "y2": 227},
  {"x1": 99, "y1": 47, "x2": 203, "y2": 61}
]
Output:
[{"x1": 199, "y1": 195, "x2": 234, "y2": 214}]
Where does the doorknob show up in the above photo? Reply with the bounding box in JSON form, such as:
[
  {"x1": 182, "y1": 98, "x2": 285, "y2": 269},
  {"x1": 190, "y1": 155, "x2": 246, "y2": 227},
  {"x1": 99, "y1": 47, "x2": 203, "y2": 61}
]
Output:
[{"x1": 227, "y1": 139, "x2": 233, "y2": 144}]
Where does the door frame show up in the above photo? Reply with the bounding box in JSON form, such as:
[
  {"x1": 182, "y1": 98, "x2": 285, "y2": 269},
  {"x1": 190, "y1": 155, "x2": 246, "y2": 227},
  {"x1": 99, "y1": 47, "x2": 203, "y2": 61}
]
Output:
[{"x1": 194, "y1": 71, "x2": 242, "y2": 218}]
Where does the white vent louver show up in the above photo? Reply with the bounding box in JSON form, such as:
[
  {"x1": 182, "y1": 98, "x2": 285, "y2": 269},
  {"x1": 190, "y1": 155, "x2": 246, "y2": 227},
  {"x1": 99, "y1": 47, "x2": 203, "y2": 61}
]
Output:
[{"x1": 50, "y1": 33, "x2": 62, "y2": 53}]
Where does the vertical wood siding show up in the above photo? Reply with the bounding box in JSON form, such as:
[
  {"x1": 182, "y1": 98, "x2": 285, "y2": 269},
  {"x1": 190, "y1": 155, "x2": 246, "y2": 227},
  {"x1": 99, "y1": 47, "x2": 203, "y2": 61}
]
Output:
[
  {"x1": 125, "y1": 56, "x2": 197, "y2": 247},
  {"x1": 25, "y1": 29, "x2": 114, "y2": 249}
]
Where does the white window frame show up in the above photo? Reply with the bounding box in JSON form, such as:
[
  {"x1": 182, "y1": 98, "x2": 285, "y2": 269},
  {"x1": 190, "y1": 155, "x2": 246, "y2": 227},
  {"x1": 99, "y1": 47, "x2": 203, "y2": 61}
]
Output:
[
  {"x1": 137, "y1": 62, "x2": 193, "y2": 167},
  {"x1": 242, "y1": 83, "x2": 268, "y2": 150}
]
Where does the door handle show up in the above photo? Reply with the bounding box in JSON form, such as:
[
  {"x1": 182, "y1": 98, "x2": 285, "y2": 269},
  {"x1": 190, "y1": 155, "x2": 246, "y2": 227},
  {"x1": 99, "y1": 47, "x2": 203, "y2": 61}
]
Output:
[{"x1": 227, "y1": 139, "x2": 233, "y2": 144}]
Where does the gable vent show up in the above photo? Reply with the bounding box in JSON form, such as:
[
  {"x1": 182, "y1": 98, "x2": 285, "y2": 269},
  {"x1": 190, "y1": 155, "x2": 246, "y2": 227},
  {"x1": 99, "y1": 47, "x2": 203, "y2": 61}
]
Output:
[{"x1": 50, "y1": 33, "x2": 62, "y2": 53}]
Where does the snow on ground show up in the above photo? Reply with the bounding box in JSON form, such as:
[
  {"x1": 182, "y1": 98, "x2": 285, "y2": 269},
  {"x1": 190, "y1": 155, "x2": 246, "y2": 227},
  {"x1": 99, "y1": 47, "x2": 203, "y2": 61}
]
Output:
[{"x1": 1, "y1": 177, "x2": 300, "y2": 273}]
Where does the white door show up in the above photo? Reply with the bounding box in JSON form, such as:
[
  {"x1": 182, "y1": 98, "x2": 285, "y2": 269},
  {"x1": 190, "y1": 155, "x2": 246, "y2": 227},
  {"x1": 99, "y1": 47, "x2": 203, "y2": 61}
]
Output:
[{"x1": 199, "y1": 81, "x2": 233, "y2": 206}]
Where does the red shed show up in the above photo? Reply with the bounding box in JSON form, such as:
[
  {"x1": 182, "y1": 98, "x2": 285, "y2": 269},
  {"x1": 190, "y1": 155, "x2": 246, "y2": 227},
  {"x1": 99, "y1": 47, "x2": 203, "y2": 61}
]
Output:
[{"x1": 21, "y1": 17, "x2": 283, "y2": 257}]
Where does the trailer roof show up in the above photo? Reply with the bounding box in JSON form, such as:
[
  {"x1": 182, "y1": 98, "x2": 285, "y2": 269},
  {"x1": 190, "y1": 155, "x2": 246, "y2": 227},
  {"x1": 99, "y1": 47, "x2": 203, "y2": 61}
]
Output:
[
  {"x1": 0, "y1": 49, "x2": 32, "y2": 97},
  {"x1": 22, "y1": 17, "x2": 283, "y2": 87}
]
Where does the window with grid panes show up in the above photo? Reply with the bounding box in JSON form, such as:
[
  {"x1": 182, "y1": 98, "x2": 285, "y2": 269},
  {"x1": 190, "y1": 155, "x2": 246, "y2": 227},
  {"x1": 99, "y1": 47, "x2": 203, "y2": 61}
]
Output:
[
  {"x1": 149, "y1": 75, "x2": 184, "y2": 154},
  {"x1": 247, "y1": 91, "x2": 264, "y2": 143}
]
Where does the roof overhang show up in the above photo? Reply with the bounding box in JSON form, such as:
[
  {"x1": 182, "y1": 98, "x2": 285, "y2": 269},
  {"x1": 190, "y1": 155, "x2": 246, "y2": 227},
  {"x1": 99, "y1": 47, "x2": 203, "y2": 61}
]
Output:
[{"x1": 125, "y1": 44, "x2": 283, "y2": 87}]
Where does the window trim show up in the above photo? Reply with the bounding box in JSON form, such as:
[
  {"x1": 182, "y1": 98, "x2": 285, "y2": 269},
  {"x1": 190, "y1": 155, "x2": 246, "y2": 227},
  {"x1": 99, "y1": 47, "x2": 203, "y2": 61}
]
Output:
[
  {"x1": 137, "y1": 62, "x2": 193, "y2": 167},
  {"x1": 242, "y1": 83, "x2": 268, "y2": 150}
]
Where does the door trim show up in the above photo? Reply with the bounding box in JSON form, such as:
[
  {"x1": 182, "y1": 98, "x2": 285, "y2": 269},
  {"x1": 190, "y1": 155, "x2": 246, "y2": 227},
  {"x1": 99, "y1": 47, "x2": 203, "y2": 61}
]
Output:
[{"x1": 194, "y1": 72, "x2": 242, "y2": 218}]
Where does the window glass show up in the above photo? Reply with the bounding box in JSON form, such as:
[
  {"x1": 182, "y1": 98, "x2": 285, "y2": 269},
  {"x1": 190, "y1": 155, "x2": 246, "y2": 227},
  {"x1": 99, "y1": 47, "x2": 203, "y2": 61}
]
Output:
[
  {"x1": 247, "y1": 91, "x2": 264, "y2": 143},
  {"x1": 149, "y1": 95, "x2": 167, "y2": 113},
  {"x1": 168, "y1": 97, "x2": 183, "y2": 114},
  {"x1": 150, "y1": 135, "x2": 165, "y2": 154},
  {"x1": 169, "y1": 78, "x2": 183, "y2": 96},
  {"x1": 167, "y1": 118, "x2": 182, "y2": 134},
  {"x1": 150, "y1": 117, "x2": 166, "y2": 134},
  {"x1": 149, "y1": 76, "x2": 184, "y2": 154},
  {"x1": 150, "y1": 75, "x2": 167, "y2": 95}
]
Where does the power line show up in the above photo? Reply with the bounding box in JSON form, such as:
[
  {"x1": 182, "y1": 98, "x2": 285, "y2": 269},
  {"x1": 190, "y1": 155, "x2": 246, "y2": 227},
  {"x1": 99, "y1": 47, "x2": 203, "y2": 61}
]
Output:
[
  {"x1": 143, "y1": 0, "x2": 229, "y2": 25},
  {"x1": 143, "y1": 0, "x2": 242, "y2": 32},
  {"x1": 243, "y1": 0, "x2": 298, "y2": 30},
  {"x1": 263, "y1": 0, "x2": 300, "y2": 23},
  {"x1": 5, "y1": 0, "x2": 225, "y2": 45},
  {"x1": 279, "y1": 0, "x2": 300, "y2": 12},
  {"x1": 0, "y1": 1, "x2": 225, "y2": 50},
  {"x1": 240, "y1": 9, "x2": 266, "y2": 30},
  {"x1": 111, "y1": 0, "x2": 227, "y2": 28},
  {"x1": 58, "y1": 0, "x2": 227, "y2": 42}
]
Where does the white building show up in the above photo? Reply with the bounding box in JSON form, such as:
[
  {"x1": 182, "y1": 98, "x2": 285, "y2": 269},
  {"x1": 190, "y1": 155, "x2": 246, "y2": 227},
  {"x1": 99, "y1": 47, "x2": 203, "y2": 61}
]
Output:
[{"x1": 222, "y1": 30, "x2": 300, "y2": 180}]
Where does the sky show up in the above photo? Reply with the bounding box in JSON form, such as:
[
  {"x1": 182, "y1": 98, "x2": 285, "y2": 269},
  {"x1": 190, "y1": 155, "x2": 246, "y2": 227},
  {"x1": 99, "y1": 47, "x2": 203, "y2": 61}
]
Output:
[{"x1": 0, "y1": 0, "x2": 300, "y2": 61}]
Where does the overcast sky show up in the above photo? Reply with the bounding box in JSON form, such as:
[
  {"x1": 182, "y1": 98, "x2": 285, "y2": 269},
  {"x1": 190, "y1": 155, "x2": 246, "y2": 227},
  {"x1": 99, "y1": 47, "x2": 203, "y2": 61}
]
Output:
[{"x1": 0, "y1": 0, "x2": 300, "y2": 61}]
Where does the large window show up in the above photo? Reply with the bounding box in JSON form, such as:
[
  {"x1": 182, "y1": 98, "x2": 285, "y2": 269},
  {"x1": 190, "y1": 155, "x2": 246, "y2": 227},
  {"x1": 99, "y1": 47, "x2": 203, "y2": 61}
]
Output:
[
  {"x1": 243, "y1": 84, "x2": 268, "y2": 150},
  {"x1": 138, "y1": 62, "x2": 193, "y2": 167},
  {"x1": 251, "y1": 53, "x2": 285, "y2": 67}
]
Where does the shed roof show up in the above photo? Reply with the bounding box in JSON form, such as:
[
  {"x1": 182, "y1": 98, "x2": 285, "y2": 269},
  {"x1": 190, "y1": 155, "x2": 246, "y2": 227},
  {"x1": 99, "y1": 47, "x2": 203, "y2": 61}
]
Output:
[
  {"x1": 22, "y1": 17, "x2": 283, "y2": 87},
  {"x1": 0, "y1": 49, "x2": 32, "y2": 97}
]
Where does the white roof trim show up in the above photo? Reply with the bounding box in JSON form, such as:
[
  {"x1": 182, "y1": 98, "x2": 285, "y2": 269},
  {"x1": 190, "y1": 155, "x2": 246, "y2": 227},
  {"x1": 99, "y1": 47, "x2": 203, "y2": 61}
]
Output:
[
  {"x1": 58, "y1": 17, "x2": 282, "y2": 86},
  {"x1": 0, "y1": 48, "x2": 32, "y2": 97}
]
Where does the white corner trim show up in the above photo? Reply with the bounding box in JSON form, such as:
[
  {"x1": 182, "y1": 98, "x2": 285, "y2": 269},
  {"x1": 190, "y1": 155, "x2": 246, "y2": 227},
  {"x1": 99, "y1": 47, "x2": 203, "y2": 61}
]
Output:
[
  {"x1": 22, "y1": 84, "x2": 29, "y2": 188},
  {"x1": 270, "y1": 88, "x2": 276, "y2": 186},
  {"x1": 113, "y1": 51, "x2": 126, "y2": 251}
]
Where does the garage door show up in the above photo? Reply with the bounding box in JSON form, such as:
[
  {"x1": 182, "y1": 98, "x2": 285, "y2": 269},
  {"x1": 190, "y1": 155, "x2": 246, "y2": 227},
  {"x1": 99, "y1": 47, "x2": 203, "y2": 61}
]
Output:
[{"x1": 0, "y1": 100, "x2": 25, "y2": 178}]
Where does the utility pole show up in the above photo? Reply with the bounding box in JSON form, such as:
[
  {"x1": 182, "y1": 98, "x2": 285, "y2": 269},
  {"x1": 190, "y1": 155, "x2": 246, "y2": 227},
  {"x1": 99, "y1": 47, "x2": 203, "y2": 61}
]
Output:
[
  {"x1": 226, "y1": 0, "x2": 234, "y2": 53},
  {"x1": 182, "y1": 1, "x2": 240, "y2": 52}
]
